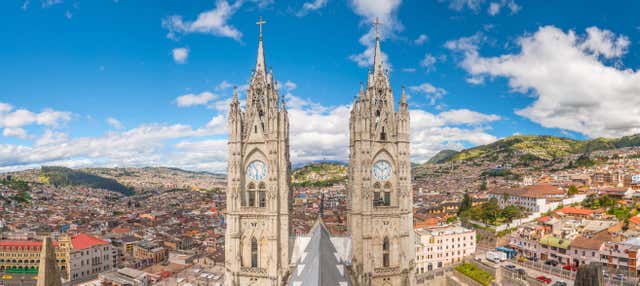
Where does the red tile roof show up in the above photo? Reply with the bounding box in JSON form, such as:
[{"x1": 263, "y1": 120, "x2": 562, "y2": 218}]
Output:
[
  {"x1": 630, "y1": 215, "x2": 640, "y2": 225},
  {"x1": 0, "y1": 240, "x2": 43, "y2": 247},
  {"x1": 555, "y1": 207, "x2": 594, "y2": 216},
  {"x1": 71, "y1": 233, "x2": 108, "y2": 250}
]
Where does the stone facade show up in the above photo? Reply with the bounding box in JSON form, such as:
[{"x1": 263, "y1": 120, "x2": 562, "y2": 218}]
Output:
[
  {"x1": 224, "y1": 21, "x2": 291, "y2": 286},
  {"x1": 347, "y1": 25, "x2": 416, "y2": 286}
]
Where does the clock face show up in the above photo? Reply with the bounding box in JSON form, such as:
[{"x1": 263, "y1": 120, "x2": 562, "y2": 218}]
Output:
[
  {"x1": 247, "y1": 160, "x2": 268, "y2": 181},
  {"x1": 372, "y1": 160, "x2": 392, "y2": 181}
]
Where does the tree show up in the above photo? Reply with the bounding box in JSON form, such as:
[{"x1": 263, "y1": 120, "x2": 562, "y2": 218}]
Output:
[
  {"x1": 482, "y1": 198, "x2": 500, "y2": 224},
  {"x1": 567, "y1": 185, "x2": 579, "y2": 196},
  {"x1": 458, "y1": 193, "x2": 473, "y2": 215},
  {"x1": 501, "y1": 205, "x2": 522, "y2": 223}
]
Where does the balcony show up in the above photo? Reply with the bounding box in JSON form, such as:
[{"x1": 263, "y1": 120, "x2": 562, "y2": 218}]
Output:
[
  {"x1": 240, "y1": 267, "x2": 267, "y2": 276},
  {"x1": 374, "y1": 266, "x2": 400, "y2": 275}
]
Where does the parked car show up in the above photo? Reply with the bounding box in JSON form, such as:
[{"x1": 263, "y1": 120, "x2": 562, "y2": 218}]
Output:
[
  {"x1": 544, "y1": 260, "x2": 559, "y2": 266},
  {"x1": 527, "y1": 256, "x2": 538, "y2": 262},
  {"x1": 503, "y1": 264, "x2": 516, "y2": 270},
  {"x1": 613, "y1": 274, "x2": 625, "y2": 281},
  {"x1": 552, "y1": 281, "x2": 567, "y2": 286},
  {"x1": 562, "y1": 264, "x2": 577, "y2": 271},
  {"x1": 536, "y1": 276, "x2": 552, "y2": 284},
  {"x1": 516, "y1": 268, "x2": 526, "y2": 275}
]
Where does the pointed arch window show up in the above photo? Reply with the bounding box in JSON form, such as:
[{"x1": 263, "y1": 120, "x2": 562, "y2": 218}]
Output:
[
  {"x1": 382, "y1": 237, "x2": 390, "y2": 267},
  {"x1": 383, "y1": 182, "x2": 391, "y2": 206},
  {"x1": 258, "y1": 182, "x2": 266, "y2": 208},
  {"x1": 380, "y1": 126, "x2": 387, "y2": 141},
  {"x1": 373, "y1": 182, "x2": 382, "y2": 207},
  {"x1": 251, "y1": 237, "x2": 258, "y2": 268},
  {"x1": 247, "y1": 183, "x2": 256, "y2": 207}
]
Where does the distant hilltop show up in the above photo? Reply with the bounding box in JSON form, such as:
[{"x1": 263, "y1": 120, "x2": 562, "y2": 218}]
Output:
[
  {"x1": 425, "y1": 134, "x2": 640, "y2": 164},
  {"x1": 6, "y1": 166, "x2": 226, "y2": 195}
]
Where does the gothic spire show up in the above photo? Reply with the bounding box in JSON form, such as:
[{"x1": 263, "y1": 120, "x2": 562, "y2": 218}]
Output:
[
  {"x1": 400, "y1": 85, "x2": 407, "y2": 104},
  {"x1": 37, "y1": 236, "x2": 62, "y2": 286},
  {"x1": 255, "y1": 16, "x2": 267, "y2": 76},
  {"x1": 372, "y1": 17, "x2": 384, "y2": 75},
  {"x1": 232, "y1": 86, "x2": 239, "y2": 103}
]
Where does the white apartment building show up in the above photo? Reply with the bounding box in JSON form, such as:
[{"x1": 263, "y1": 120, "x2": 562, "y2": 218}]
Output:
[
  {"x1": 489, "y1": 184, "x2": 586, "y2": 213},
  {"x1": 415, "y1": 225, "x2": 476, "y2": 273},
  {"x1": 68, "y1": 233, "x2": 116, "y2": 281}
]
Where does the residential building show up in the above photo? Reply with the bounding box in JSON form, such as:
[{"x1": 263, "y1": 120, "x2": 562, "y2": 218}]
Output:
[{"x1": 415, "y1": 225, "x2": 476, "y2": 273}]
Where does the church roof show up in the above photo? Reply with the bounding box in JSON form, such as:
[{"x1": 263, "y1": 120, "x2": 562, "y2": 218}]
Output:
[{"x1": 288, "y1": 220, "x2": 351, "y2": 286}]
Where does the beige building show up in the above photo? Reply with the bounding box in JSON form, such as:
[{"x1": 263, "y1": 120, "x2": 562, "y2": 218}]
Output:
[
  {"x1": 415, "y1": 226, "x2": 476, "y2": 273},
  {"x1": 348, "y1": 20, "x2": 416, "y2": 286},
  {"x1": 224, "y1": 18, "x2": 292, "y2": 286},
  {"x1": 224, "y1": 17, "x2": 416, "y2": 286}
]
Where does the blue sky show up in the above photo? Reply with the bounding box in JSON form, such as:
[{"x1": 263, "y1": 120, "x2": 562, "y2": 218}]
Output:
[{"x1": 2, "y1": 0, "x2": 640, "y2": 172}]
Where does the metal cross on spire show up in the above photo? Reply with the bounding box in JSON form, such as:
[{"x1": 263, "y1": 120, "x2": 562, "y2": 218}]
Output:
[
  {"x1": 256, "y1": 16, "x2": 267, "y2": 38},
  {"x1": 373, "y1": 17, "x2": 383, "y2": 39}
]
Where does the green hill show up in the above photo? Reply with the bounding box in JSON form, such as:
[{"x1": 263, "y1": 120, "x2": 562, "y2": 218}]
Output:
[
  {"x1": 427, "y1": 150, "x2": 459, "y2": 164},
  {"x1": 436, "y1": 134, "x2": 640, "y2": 163},
  {"x1": 40, "y1": 166, "x2": 134, "y2": 196},
  {"x1": 291, "y1": 162, "x2": 347, "y2": 187}
]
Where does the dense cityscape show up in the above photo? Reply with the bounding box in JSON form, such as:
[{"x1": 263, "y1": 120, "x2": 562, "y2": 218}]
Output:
[{"x1": 3, "y1": 1, "x2": 640, "y2": 286}]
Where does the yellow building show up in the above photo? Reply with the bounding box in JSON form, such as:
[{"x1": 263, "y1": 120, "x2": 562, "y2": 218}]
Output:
[{"x1": 0, "y1": 237, "x2": 71, "y2": 278}]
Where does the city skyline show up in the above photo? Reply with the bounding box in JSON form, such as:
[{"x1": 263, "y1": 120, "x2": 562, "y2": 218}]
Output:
[{"x1": 3, "y1": 0, "x2": 640, "y2": 173}]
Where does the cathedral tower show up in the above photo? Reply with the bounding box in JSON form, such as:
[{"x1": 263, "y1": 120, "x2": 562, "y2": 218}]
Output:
[
  {"x1": 348, "y1": 18, "x2": 416, "y2": 286},
  {"x1": 225, "y1": 17, "x2": 291, "y2": 286}
]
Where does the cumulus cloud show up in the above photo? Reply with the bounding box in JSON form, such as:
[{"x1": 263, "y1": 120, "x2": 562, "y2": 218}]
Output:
[
  {"x1": 296, "y1": 0, "x2": 328, "y2": 17},
  {"x1": 175, "y1": 92, "x2": 217, "y2": 107},
  {"x1": 172, "y1": 47, "x2": 189, "y2": 64},
  {"x1": 3, "y1": 128, "x2": 28, "y2": 139},
  {"x1": 348, "y1": 0, "x2": 403, "y2": 68},
  {"x1": 162, "y1": 0, "x2": 244, "y2": 41},
  {"x1": 0, "y1": 103, "x2": 71, "y2": 138},
  {"x1": 409, "y1": 83, "x2": 447, "y2": 105},
  {"x1": 106, "y1": 117, "x2": 124, "y2": 129},
  {"x1": 420, "y1": 53, "x2": 437, "y2": 71},
  {"x1": 448, "y1": 25, "x2": 639, "y2": 138},
  {"x1": 414, "y1": 34, "x2": 428, "y2": 45},
  {"x1": 441, "y1": 0, "x2": 520, "y2": 15},
  {"x1": 0, "y1": 120, "x2": 228, "y2": 173}
]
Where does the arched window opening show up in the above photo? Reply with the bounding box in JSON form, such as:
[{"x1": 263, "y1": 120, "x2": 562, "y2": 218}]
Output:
[
  {"x1": 373, "y1": 182, "x2": 382, "y2": 207},
  {"x1": 251, "y1": 237, "x2": 258, "y2": 268},
  {"x1": 382, "y1": 237, "x2": 390, "y2": 267},
  {"x1": 384, "y1": 182, "x2": 391, "y2": 206},
  {"x1": 380, "y1": 126, "x2": 387, "y2": 141}
]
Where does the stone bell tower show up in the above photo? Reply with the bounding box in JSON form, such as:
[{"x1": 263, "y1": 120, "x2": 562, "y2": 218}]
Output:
[
  {"x1": 225, "y1": 17, "x2": 291, "y2": 286},
  {"x1": 348, "y1": 18, "x2": 416, "y2": 286}
]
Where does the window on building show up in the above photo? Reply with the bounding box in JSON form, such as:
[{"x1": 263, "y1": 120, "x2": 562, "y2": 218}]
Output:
[
  {"x1": 251, "y1": 237, "x2": 258, "y2": 268},
  {"x1": 380, "y1": 127, "x2": 387, "y2": 141},
  {"x1": 383, "y1": 182, "x2": 391, "y2": 206},
  {"x1": 248, "y1": 191, "x2": 255, "y2": 207},
  {"x1": 258, "y1": 191, "x2": 266, "y2": 208},
  {"x1": 373, "y1": 183, "x2": 383, "y2": 207},
  {"x1": 382, "y1": 237, "x2": 390, "y2": 267}
]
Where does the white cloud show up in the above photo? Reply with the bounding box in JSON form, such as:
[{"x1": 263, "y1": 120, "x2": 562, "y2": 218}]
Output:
[
  {"x1": 410, "y1": 109, "x2": 499, "y2": 162},
  {"x1": 348, "y1": 0, "x2": 403, "y2": 68},
  {"x1": 420, "y1": 53, "x2": 437, "y2": 71},
  {"x1": 409, "y1": 83, "x2": 447, "y2": 105},
  {"x1": 0, "y1": 103, "x2": 71, "y2": 130},
  {"x1": 3, "y1": 128, "x2": 28, "y2": 139},
  {"x1": 172, "y1": 47, "x2": 189, "y2": 64},
  {"x1": 284, "y1": 80, "x2": 297, "y2": 91},
  {"x1": 162, "y1": 0, "x2": 243, "y2": 41},
  {"x1": 216, "y1": 80, "x2": 233, "y2": 90},
  {"x1": 402, "y1": 68, "x2": 416, "y2": 73},
  {"x1": 442, "y1": 0, "x2": 520, "y2": 15},
  {"x1": 296, "y1": 0, "x2": 328, "y2": 17},
  {"x1": 175, "y1": 92, "x2": 217, "y2": 107},
  {"x1": 414, "y1": 34, "x2": 428, "y2": 45},
  {"x1": 0, "y1": 121, "x2": 228, "y2": 173},
  {"x1": 65, "y1": 10, "x2": 72, "y2": 19},
  {"x1": 449, "y1": 25, "x2": 640, "y2": 138},
  {"x1": 106, "y1": 117, "x2": 124, "y2": 129},
  {"x1": 41, "y1": 0, "x2": 63, "y2": 8},
  {"x1": 488, "y1": 2, "x2": 500, "y2": 15}
]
